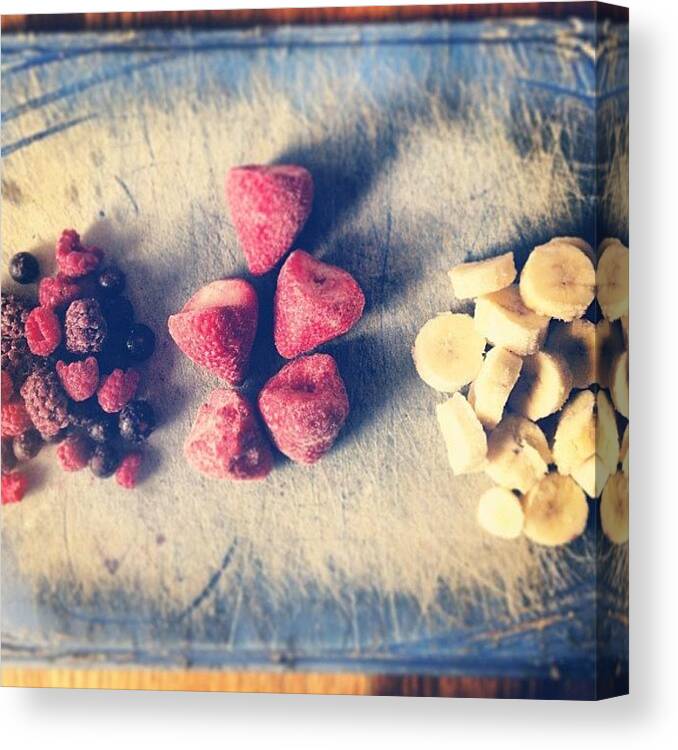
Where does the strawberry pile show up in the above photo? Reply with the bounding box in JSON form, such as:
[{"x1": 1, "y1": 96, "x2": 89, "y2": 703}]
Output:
[
  {"x1": 169, "y1": 164, "x2": 365, "y2": 480},
  {"x1": 1, "y1": 230, "x2": 158, "y2": 504}
]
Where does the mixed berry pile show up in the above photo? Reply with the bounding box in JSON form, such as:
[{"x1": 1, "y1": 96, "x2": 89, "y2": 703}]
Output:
[{"x1": 1, "y1": 230, "x2": 157, "y2": 504}]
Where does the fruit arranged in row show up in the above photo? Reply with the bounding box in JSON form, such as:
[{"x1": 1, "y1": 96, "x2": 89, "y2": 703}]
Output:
[
  {"x1": 2, "y1": 230, "x2": 158, "y2": 504},
  {"x1": 413, "y1": 236, "x2": 629, "y2": 546}
]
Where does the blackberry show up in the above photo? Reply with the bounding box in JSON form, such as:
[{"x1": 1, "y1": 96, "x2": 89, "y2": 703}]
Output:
[
  {"x1": 13, "y1": 429, "x2": 43, "y2": 461},
  {"x1": 20, "y1": 368, "x2": 70, "y2": 439},
  {"x1": 65, "y1": 298, "x2": 108, "y2": 353},
  {"x1": 125, "y1": 324, "x2": 155, "y2": 362},
  {"x1": 85, "y1": 414, "x2": 118, "y2": 444},
  {"x1": 97, "y1": 266, "x2": 126, "y2": 297},
  {"x1": 89, "y1": 443, "x2": 119, "y2": 478},
  {"x1": 2, "y1": 438, "x2": 17, "y2": 473},
  {"x1": 9, "y1": 252, "x2": 40, "y2": 284},
  {"x1": 118, "y1": 400, "x2": 156, "y2": 443}
]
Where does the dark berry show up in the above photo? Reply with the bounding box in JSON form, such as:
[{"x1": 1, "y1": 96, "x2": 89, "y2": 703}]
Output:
[
  {"x1": 10, "y1": 252, "x2": 40, "y2": 284},
  {"x1": 2, "y1": 438, "x2": 18, "y2": 473},
  {"x1": 97, "y1": 267, "x2": 126, "y2": 297},
  {"x1": 85, "y1": 415, "x2": 118, "y2": 444},
  {"x1": 101, "y1": 296, "x2": 134, "y2": 335},
  {"x1": 89, "y1": 443, "x2": 119, "y2": 478},
  {"x1": 119, "y1": 400, "x2": 156, "y2": 443},
  {"x1": 97, "y1": 341, "x2": 129, "y2": 375},
  {"x1": 64, "y1": 298, "x2": 108, "y2": 353},
  {"x1": 125, "y1": 324, "x2": 156, "y2": 362},
  {"x1": 68, "y1": 397, "x2": 99, "y2": 427},
  {"x1": 43, "y1": 428, "x2": 69, "y2": 444},
  {"x1": 13, "y1": 429, "x2": 43, "y2": 461}
]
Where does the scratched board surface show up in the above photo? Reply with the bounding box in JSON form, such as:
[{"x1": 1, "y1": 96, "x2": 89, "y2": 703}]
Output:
[{"x1": 1, "y1": 18, "x2": 628, "y2": 681}]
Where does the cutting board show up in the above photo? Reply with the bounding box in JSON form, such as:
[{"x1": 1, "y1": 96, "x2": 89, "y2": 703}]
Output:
[{"x1": 1, "y1": 16, "x2": 628, "y2": 686}]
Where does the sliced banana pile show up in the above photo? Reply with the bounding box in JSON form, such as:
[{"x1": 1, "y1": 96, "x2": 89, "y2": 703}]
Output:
[{"x1": 413, "y1": 237, "x2": 629, "y2": 547}]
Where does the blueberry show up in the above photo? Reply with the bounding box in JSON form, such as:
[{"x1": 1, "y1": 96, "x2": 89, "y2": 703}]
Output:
[
  {"x1": 89, "y1": 443, "x2": 119, "y2": 478},
  {"x1": 9, "y1": 252, "x2": 40, "y2": 284},
  {"x1": 13, "y1": 429, "x2": 43, "y2": 461},
  {"x1": 97, "y1": 266, "x2": 126, "y2": 297},
  {"x1": 119, "y1": 400, "x2": 156, "y2": 443},
  {"x1": 101, "y1": 296, "x2": 134, "y2": 334},
  {"x1": 125, "y1": 324, "x2": 156, "y2": 362},
  {"x1": 85, "y1": 415, "x2": 118, "y2": 444}
]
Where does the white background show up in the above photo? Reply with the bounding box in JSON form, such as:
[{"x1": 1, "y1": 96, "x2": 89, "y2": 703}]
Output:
[{"x1": 1, "y1": 0, "x2": 676, "y2": 746}]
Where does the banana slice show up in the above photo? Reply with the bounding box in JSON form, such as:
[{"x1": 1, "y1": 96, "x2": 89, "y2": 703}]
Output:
[
  {"x1": 436, "y1": 393, "x2": 487, "y2": 475},
  {"x1": 519, "y1": 240, "x2": 596, "y2": 321},
  {"x1": 570, "y1": 454, "x2": 610, "y2": 499},
  {"x1": 620, "y1": 425, "x2": 629, "y2": 476},
  {"x1": 548, "y1": 319, "x2": 595, "y2": 389},
  {"x1": 600, "y1": 471, "x2": 629, "y2": 544},
  {"x1": 508, "y1": 351, "x2": 573, "y2": 421},
  {"x1": 610, "y1": 351, "x2": 629, "y2": 418},
  {"x1": 553, "y1": 390, "x2": 596, "y2": 475},
  {"x1": 523, "y1": 473, "x2": 589, "y2": 546},
  {"x1": 548, "y1": 236, "x2": 595, "y2": 264},
  {"x1": 474, "y1": 285, "x2": 550, "y2": 356},
  {"x1": 477, "y1": 486, "x2": 525, "y2": 540},
  {"x1": 468, "y1": 346, "x2": 522, "y2": 429},
  {"x1": 595, "y1": 318, "x2": 624, "y2": 388},
  {"x1": 597, "y1": 239, "x2": 629, "y2": 321},
  {"x1": 448, "y1": 252, "x2": 516, "y2": 300},
  {"x1": 596, "y1": 390, "x2": 620, "y2": 474},
  {"x1": 413, "y1": 313, "x2": 486, "y2": 393},
  {"x1": 485, "y1": 414, "x2": 552, "y2": 493}
]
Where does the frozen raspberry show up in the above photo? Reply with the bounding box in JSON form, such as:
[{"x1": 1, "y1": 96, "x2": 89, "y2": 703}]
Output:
[
  {"x1": 1, "y1": 399, "x2": 33, "y2": 438},
  {"x1": 2, "y1": 370, "x2": 13, "y2": 399},
  {"x1": 2, "y1": 470, "x2": 28, "y2": 504},
  {"x1": 56, "y1": 356, "x2": 99, "y2": 402},
  {"x1": 55, "y1": 229, "x2": 103, "y2": 278},
  {"x1": 226, "y1": 165, "x2": 314, "y2": 275},
  {"x1": 38, "y1": 274, "x2": 82, "y2": 311},
  {"x1": 115, "y1": 451, "x2": 143, "y2": 489},
  {"x1": 56, "y1": 434, "x2": 93, "y2": 472},
  {"x1": 258, "y1": 354, "x2": 349, "y2": 464},
  {"x1": 168, "y1": 279, "x2": 258, "y2": 384},
  {"x1": 184, "y1": 389, "x2": 272, "y2": 480},
  {"x1": 65, "y1": 298, "x2": 108, "y2": 353},
  {"x1": 25, "y1": 306, "x2": 62, "y2": 356},
  {"x1": 97, "y1": 367, "x2": 140, "y2": 413},
  {"x1": 20, "y1": 368, "x2": 70, "y2": 438},
  {"x1": 273, "y1": 250, "x2": 365, "y2": 358}
]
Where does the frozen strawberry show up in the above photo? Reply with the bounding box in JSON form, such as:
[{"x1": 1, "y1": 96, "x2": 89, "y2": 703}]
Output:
[
  {"x1": 1, "y1": 370, "x2": 13, "y2": 399},
  {"x1": 226, "y1": 165, "x2": 313, "y2": 275},
  {"x1": 167, "y1": 278, "x2": 258, "y2": 384},
  {"x1": 56, "y1": 357, "x2": 99, "y2": 401},
  {"x1": 38, "y1": 274, "x2": 82, "y2": 310},
  {"x1": 184, "y1": 389, "x2": 272, "y2": 480},
  {"x1": 55, "y1": 229, "x2": 103, "y2": 278},
  {"x1": 2, "y1": 470, "x2": 28, "y2": 504},
  {"x1": 273, "y1": 250, "x2": 365, "y2": 358},
  {"x1": 25, "y1": 306, "x2": 62, "y2": 356},
  {"x1": 258, "y1": 353, "x2": 349, "y2": 464},
  {"x1": 115, "y1": 451, "x2": 143, "y2": 489},
  {"x1": 97, "y1": 367, "x2": 140, "y2": 413},
  {"x1": 56, "y1": 435, "x2": 92, "y2": 472},
  {"x1": 1, "y1": 398, "x2": 33, "y2": 437}
]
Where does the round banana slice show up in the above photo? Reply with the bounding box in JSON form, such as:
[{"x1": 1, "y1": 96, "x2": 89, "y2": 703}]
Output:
[
  {"x1": 448, "y1": 252, "x2": 516, "y2": 300},
  {"x1": 620, "y1": 425, "x2": 629, "y2": 476},
  {"x1": 548, "y1": 319, "x2": 596, "y2": 389},
  {"x1": 474, "y1": 285, "x2": 550, "y2": 356},
  {"x1": 468, "y1": 346, "x2": 522, "y2": 429},
  {"x1": 436, "y1": 393, "x2": 487, "y2": 475},
  {"x1": 413, "y1": 313, "x2": 486, "y2": 393},
  {"x1": 508, "y1": 351, "x2": 573, "y2": 421},
  {"x1": 570, "y1": 454, "x2": 611, "y2": 499},
  {"x1": 477, "y1": 487, "x2": 525, "y2": 539},
  {"x1": 597, "y1": 240, "x2": 629, "y2": 321},
  {"x1": 600, "y1": 471, "x2": 629, "y2": 544},
  {"x1": 553, "y1": 390, "x2": 596, "y2": 475},
  {"x1": 596, "y1": 390, "x2": 620, "y2": 474},
  {"x1": 485, "y1": 414, "x2": 552, "y2": 493},
  {"x1": 610, "y1": 351, "x2": 629, "y2": 418},
  {"x1": 595, "y1": 318, "x2": 624, "y2": 388},
  {"x1": 519, "y1": 241, "x2": 596, "y2": 321},
  {"x1": 523, "y1": 473, "x2": 589, "y2": 546}
]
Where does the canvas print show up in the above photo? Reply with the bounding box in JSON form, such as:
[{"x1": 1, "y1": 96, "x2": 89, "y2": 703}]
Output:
[{"x1": 1, "y1": 3, "x2": 628, "y2": 699}]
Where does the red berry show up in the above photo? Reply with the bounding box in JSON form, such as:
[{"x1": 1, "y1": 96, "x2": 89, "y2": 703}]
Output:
[
  {"x1": 56, "y1": 357, "x2": 99, "y2": 402},
  {"x1": 1, "y1": 398, "x2": 33, "y2": 437},
  {"x1": 273, "y1": 250, "x2": 365, "y2": 358},
  {"x1": 2, "y1": 470, "x2": 28, "y2": 504},
  {"x1": 226, "y1": 165, "x2": 313, "y2": 275},
  {"x1": 1, "y1": 370, "x2": 13, "y2": 399},
  {"x1": 167, "y1": 279, "x2": 258, "y2": 385},
  {"x1": 184, "y1": 389, "x2": 272, "y2": 480},
  {"x1": 55, "y1": 229, "x2": 103, "y2": 278},
  {"x1": 25, "y1": 306, "x2": 62, "y2": 356},
  {"x1": 97, "y1": 368, "x2": 140, "y2": 413},
  {"x1": 38, "y1": 274, "x2": 82, "y2": 310},
  {"x1": 56, "y1": 435, "x2": 92, "y2": 472},
  {"x1": 115, "y1": 451, "x2": 143, "y2": 489},
  {"x1": 258, "y1": 354, "x2": 349, "y2": 464}
]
